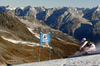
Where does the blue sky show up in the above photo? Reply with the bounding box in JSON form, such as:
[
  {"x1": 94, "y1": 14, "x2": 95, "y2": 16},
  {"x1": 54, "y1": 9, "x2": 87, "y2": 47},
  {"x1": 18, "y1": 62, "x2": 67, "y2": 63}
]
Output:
[{"x1": 0, "y1": 0, "x2": 100, "y2": 8}]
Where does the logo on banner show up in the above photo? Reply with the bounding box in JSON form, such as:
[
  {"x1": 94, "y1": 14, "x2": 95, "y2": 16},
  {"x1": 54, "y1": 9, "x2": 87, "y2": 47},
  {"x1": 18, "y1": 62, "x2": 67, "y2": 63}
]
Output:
[
  {"x1": 40, "y1": 33, "x2": 50, "y2": 43},
  {"x1": 43, "y1": 34, "x2": 47, "y2": 39}
]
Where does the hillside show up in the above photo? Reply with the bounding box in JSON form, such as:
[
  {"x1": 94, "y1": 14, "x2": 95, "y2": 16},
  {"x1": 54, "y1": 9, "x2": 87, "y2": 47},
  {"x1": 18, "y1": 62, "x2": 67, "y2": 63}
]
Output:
[
  {"x1": 0, "y1": 12, "x2": 39, "y2": 42},
  {"x1": 0, "y1": 12, "x2": 80, "y2": 65}
]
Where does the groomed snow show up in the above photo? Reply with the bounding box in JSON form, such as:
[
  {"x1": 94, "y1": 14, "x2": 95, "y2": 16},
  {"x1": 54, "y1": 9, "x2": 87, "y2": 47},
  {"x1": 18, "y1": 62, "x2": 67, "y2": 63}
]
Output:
[{"x1": 13, "y1": 53, "x2": 100, "y2": 66}]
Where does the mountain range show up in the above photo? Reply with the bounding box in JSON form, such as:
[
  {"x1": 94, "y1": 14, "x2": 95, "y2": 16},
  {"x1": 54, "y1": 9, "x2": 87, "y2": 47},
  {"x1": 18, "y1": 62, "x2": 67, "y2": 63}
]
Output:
[{"x1": 1, "y1": 5, "x2": 100, "y2": 43}]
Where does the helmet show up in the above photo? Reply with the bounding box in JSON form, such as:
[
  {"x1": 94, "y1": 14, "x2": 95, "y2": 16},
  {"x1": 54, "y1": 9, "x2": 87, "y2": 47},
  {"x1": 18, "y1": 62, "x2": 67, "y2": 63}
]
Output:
[{"x1": 81, "y1": 38, "x2": 86, "y2": 43}]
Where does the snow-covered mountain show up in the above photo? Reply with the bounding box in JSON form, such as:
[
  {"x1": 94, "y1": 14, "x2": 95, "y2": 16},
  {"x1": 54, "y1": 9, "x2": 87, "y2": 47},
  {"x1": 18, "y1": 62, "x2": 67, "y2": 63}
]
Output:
[
  {"x1": 6, "y1": 5, "x2": 16, "y2": 10},
  {"x1": 1, "y1": 5, "x2": 100, "y2": 43}
]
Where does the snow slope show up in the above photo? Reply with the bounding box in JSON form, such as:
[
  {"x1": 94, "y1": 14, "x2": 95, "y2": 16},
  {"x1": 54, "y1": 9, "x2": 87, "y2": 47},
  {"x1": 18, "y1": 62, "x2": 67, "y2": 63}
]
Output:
[{"x1": 13, "y1": 52, "x2": 100, "y2": 66}]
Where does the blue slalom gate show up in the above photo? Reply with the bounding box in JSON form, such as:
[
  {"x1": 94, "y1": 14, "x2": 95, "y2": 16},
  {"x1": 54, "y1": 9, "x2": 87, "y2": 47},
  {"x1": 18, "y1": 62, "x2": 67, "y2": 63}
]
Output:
[{"x1": 38, "y1": 27, "x2": 51, "y2": 62}]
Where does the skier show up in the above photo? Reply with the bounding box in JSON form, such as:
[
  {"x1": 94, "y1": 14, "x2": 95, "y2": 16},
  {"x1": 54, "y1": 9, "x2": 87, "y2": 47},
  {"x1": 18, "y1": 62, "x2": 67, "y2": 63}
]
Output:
[{"x1": 77, "y1": 38, "x2": 96, "y2": 55}]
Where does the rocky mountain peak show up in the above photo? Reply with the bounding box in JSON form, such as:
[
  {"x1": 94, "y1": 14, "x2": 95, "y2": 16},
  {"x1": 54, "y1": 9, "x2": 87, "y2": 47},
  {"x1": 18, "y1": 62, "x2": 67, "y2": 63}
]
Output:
[
  {"x1": 5, "y1": 5, "x2": 16, "y2": 10},
  {"x1": 24, "y1": 5, "x2": 33, "y2": 10},
  {"x1": 24, "y1": 5, "x2": 36, "y2": 13},
  {"x1": 6, "y1": 5, "x2": 12, "y2": 8},
  {"x1": 94, "y1": 5, "x2": 100, "y2": 12}
]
